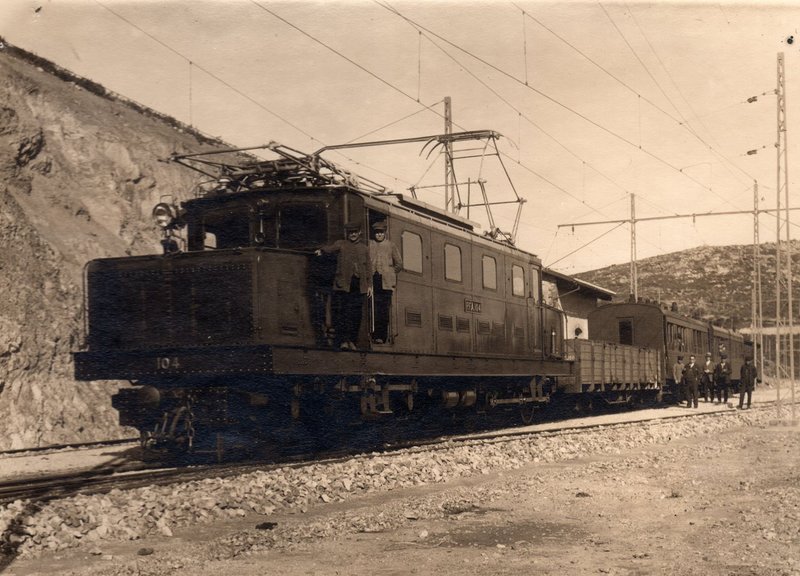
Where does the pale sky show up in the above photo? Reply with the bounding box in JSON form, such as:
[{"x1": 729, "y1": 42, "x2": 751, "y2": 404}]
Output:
[{"x1": 1, "y1": 0, "x2": 798, "y2": 273}]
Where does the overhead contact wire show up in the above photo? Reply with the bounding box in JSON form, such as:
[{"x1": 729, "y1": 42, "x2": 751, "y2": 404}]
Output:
[{"x1": 378, "y1": 1, "x2": 744, "y2": 211}]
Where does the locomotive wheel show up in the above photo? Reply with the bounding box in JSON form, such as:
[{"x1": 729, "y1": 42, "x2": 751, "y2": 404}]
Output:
[
  {"x1": 575, "y1": 396, "x2": 594, "y2": 414},
  {"x1": 520, "y1": 402, "x2": 535, "y2": 425}
]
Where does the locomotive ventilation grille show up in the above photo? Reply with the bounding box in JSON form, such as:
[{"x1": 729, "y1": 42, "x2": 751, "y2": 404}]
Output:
[{"x1": 87, "y1": 261, "x2": 254, "y2": 350}]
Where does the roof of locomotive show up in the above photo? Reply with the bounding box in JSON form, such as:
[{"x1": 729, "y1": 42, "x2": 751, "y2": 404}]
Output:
[
  {"x1": 171, "y1": 140, "x2": 547, "y2": 266},
  {"x1": 181, "y1": 180, "x2": 545, "y2": 265}
]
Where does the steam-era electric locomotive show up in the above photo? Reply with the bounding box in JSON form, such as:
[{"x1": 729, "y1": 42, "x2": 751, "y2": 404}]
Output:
[{"x1": 74, "y1": 134, "x2": 661, "y2": 457}]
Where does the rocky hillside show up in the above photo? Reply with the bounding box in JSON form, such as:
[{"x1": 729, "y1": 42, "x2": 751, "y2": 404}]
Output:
[
  {"x1": 576, "y1": 242, "x2": 799, "y2": 328},
  {"x1": 0, "y1": 40, "x2": 223, "y2": 449}
]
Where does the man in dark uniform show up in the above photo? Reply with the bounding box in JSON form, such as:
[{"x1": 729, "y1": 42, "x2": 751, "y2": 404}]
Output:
[
  {"x1": 315, "y1": 222, "x2": 371, "y2": 351},
  {"x1": 714, "y1": 353, "x2": 732, "y2": 404},
  {"x1": 739, "y1": 356, "x2": 757, "y2": 409},
  {"x1": 368, "y1": 220, "x2": 403, "y2": 344},
  {"x1": 683, "y1": 354, "x2": 702, "y2": 408},
  {"x1": 701, "y1": 352, "x2": 715, "y2": 402}
]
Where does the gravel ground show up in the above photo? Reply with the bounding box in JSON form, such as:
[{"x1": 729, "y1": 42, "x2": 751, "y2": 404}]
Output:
[{"x1": 2, "y1": 402, "x2": 797, "y2": 575}]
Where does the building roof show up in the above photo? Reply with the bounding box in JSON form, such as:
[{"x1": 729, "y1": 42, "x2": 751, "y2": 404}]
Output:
[{"x1": 543, "y1": 268, "x2": 616, "y2": 300}]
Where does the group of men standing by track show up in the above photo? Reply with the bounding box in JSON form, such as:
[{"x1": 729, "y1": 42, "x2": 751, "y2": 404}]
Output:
[{"x1": 673, "y1": 354, "x2": 758, "y2": 409}]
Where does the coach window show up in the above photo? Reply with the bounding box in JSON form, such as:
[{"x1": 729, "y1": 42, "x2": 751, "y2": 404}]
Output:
[
  {"x1": 618, "y1": 319, "x2": 633, "y2": 345},
  {"x1": 482, "y1": 255, "x2": 497, "y2": 290},
  {"x1": 402, "y1": 231, "x2": 423, "y2": 274},
  {"x1": 444, "y1": 243, "x2": 462, "y2": 282},
  {"x1": 511, "y1": 265, "x2": 525, "y2": 297}
]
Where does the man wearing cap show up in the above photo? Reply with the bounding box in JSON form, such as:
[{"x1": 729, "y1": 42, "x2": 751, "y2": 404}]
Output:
[
  {"x1": 672, "y1": 356, "x2": 685, "y2": 404},
  {"x1": 739, "y1": 356, "x2": 757, "y2": 409},
  {"x1": 701, "y1": 352, "x2": 715, "y2": 402},
  {"x1": 368, "y1": 220, "x2": 403, "y2": 344},
  {"x1": 315, "y1": 222, "x2": 371, "y2": 351},
  {"x1": 683, "y1": 354, "x2": 702, "y2": 408},
  {"x1": 714, "y1": 353, "x2": 732, "y2": 404}
]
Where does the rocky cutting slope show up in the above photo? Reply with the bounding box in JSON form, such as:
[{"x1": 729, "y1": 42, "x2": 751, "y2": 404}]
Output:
[{"x1": 0, "y1": 40, "x2": 221, "y2": 449}]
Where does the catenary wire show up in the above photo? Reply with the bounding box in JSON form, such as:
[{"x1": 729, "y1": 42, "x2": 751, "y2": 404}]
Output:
[{"x1": 378, "y1": 1, "x2": 750, "y2": 213}]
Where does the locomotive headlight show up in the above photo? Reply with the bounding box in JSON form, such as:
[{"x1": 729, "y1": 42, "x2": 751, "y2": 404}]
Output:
[{"x1": 152, "y1": 203, "x2": 176, "y2": 229}]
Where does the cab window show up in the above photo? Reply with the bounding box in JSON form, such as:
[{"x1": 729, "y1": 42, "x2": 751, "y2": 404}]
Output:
[
  {"x1": 278, "y1": 203, "x2": 328, "y2": 249},
  {"x1": 203, "y1": 209, "x2": 251, "y2": 250}
]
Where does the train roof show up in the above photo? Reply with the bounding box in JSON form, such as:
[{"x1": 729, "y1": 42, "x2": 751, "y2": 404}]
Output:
[
  {"x1": 592, "y1": 301, "x2": 749, "y2": 336},
  {"x1": 169, "y1": 136, "x2": 545, "y2": 265}
]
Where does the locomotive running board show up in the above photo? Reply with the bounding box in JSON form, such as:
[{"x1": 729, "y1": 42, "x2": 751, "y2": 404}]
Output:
[{"x1": 74, "y1": 344, "x2": 572, "y2": 381}]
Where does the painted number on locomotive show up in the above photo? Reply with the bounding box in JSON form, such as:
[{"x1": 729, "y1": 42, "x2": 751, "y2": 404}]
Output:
[
  {"x1": 156, "y1": 356, "x2": 181, "y2": 370},
  {"x1": 464, "y1": 299, "x2": 482, "y2": 313}
]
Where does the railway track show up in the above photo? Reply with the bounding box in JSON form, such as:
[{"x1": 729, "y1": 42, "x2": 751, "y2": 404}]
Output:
[
  {"x1": 0, "y1": 438, "x2": 138, "y2": 458},
  {"x1": 0, "y1": 402, "x2": 780, "y2": 507}
]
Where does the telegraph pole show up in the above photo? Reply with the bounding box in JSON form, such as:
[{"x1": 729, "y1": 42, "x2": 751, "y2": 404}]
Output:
[
  {"x1": 754, "y1": 181, "x2": 766, "y2": 379},
  {"x1": 444, "y1": 96, "x2": 456, "y2": 214},
  {"x1": 631, "y1": 194, "x2": 638, "y2": 301},
  {"x1": 774, "y1": 52, "x2": 796, "y2": 421}
]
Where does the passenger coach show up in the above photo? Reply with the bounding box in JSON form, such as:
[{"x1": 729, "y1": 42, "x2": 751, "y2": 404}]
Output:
[{"x1": 588, "y1": 301, "x2": 748, "y2": 399}]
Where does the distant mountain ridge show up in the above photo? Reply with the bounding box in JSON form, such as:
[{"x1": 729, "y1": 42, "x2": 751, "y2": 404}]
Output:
[{"x1": 575, "y1": 241, "x2": 800, "y2": 329}]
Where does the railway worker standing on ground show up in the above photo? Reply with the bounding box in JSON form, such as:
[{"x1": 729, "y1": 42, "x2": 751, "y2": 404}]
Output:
[
  {"x1": 702, "y1": 352, "x2": 715, "y2": 402},
  {"x1": 368, "y1": 220, "x2": 403, "y2": 344},
  {"x1": 739, "y1": 356, "x2": 757, "y2": 409},
  {"x1": 673, "y1": 356, "x2": 686, "y2": 404},
  {"x1": 714, "y1": 354, "x2": 732, "y2": 404},
  {"x1": 683, "y1": 354, "x2": 702, "y2": 408},
  {"x1": 315, "y1": 222, "x2": 372, "y2": 351}
]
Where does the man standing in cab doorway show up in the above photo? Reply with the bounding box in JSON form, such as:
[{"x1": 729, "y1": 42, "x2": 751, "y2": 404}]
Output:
[
  {"x1": 368, "y1": 220, "x2": 403, "y2": 344},
  {"x1": 315, "y1": 221, "x2": 371, "y2": 351}
]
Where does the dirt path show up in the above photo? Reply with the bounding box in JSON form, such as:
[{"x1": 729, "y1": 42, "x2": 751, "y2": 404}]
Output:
[{"x1": 5, "y1": 416, "x2": 799, "y2": 576}]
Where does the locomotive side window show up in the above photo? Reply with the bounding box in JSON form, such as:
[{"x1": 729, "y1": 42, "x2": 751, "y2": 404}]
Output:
[
  {"x1": 278, "y1": 203, "x2": 327, "y2": 249},
  {"x1": 482, "y1": 255, "x2": 497, "y2": 290},
  {"x1": 618, "y1": 319, "x2": 633, "y2": 345},
  {"x1": 511, "y1": 265, "x2": 524, "y2": 297},
  {"x1": 542, "y1": 278, "x2": 559, "y2": 307},
  {"x1": 444, "y1": 243, "x2": 462, "y2": 282},
  {"x1": 531, "y1": 268, "x2": 541, "y2": 302},
  {"x1": 402, "y1": 231, "x2": 423, "y2": 274}
]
